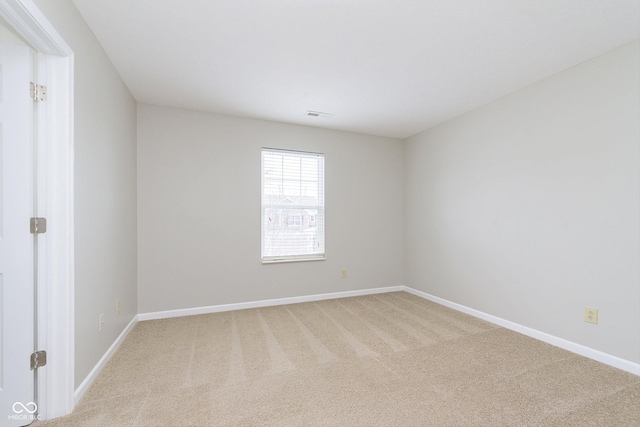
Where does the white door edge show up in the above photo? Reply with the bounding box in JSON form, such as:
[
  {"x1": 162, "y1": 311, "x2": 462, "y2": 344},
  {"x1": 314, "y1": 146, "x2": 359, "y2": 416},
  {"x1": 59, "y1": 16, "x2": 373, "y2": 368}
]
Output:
[
  {"x1": 0, "y1": 30, "x2": 35, "y2": 427},
  {"x1": 0, "y1": 0, "x2": 74, "y2": 420}
]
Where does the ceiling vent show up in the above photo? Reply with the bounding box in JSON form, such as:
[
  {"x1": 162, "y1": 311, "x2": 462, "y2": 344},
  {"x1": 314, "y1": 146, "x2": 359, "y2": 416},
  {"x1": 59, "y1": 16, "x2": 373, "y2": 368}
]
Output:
[{"x1": 306, "y1": 110, "x2": 333, "y2": 118}]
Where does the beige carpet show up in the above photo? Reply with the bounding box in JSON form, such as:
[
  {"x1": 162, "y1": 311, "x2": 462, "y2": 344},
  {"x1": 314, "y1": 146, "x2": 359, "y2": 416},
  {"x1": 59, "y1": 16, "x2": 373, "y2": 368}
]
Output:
[{"x1": 40, "y1": 292, "x2": 639, "y2": 426}]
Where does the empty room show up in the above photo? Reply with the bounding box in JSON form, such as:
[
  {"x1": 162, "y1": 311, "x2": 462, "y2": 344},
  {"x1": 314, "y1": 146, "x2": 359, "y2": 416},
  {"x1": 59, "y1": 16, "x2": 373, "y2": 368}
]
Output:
[{"x1": 0, "y1": 0, "x2": 638, "y2": 426}]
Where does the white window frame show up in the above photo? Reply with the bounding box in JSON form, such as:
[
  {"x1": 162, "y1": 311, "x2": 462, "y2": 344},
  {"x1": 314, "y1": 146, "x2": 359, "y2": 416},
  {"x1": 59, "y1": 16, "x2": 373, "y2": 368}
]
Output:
[{"x1": 261, "y1": 148, "x2": 325, "y2": 263}]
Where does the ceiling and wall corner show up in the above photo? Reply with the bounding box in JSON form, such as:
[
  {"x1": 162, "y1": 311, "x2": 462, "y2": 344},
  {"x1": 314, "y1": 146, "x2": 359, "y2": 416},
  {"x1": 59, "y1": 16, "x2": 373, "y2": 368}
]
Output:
[{"x1": 70, "y1": 0, "x2": 639, "y2": 139}]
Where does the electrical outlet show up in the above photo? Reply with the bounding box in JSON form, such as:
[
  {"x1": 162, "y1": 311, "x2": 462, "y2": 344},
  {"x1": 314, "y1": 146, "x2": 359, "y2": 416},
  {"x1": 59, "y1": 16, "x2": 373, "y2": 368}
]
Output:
[
  {"x1": 116, "y1": 299, "x2": 121, "y2": 315},
  {"x1": 585, "y1": 307, "x2": 598, "y2": 324},
  {"x1": 99, "y1": 313, "x2": 105, "y2": 332},
  {"x1": 341, "y1": 268, "x2": 347, "y2": 279}
]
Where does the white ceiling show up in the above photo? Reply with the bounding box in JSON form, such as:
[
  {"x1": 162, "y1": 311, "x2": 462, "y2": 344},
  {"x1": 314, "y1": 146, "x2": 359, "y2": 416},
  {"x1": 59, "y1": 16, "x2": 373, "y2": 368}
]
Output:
[{"x1": 71, "y1": 0, "x2": 639, "y2": 139}]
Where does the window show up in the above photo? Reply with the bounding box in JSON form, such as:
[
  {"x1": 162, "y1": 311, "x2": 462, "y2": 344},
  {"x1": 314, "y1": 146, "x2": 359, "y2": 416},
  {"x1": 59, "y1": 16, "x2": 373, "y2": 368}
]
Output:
[
  {"x1": 262, "y1": 148, "x2": 325, "y2": 263},
  {"x1": 287, "y1": 214, "x2": 302, "y2": 227}
]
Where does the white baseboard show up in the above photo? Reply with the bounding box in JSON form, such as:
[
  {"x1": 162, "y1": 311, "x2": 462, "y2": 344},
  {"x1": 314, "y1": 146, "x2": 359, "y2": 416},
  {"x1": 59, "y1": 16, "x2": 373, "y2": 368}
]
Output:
[
  {"x1": 138, "y1": 286, "x2": 404, "y2": 321},
  {"x1": 73, "y1": 315, "x2": 139, "y2": 405},
  {"x1": 402, "y1": 286, "x2": 640, "y2": 376}
]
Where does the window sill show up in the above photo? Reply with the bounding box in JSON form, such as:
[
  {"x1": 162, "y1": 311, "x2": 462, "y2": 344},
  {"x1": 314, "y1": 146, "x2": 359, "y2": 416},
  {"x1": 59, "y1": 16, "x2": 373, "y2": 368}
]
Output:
[{"x1": 262, "y1": 257, "x2": 326, "y2": 265}]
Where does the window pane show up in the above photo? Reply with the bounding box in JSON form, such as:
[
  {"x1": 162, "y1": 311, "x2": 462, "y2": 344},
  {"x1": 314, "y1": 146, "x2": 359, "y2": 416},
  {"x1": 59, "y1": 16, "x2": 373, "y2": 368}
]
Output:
[
  {"x1": 283, "y1": 180, "x2": 301, "y2": 197},
  {"x1": 301, "y1": 181, "x2": 318, "y2": 198},
  {"x1": 262, "y1": 149, "x2": 325, "y2": 262}
]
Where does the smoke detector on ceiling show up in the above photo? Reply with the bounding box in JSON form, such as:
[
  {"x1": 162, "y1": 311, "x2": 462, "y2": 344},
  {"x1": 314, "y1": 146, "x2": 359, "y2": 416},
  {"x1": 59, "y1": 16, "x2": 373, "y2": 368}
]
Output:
[{"x1": 306, "y1": 110, "x2": 333, "y2": 118}]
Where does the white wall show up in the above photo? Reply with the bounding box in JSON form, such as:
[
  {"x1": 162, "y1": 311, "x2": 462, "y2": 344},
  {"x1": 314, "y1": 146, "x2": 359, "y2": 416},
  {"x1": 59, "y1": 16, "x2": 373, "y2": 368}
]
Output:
[
  {"x1": 405, "y1": 41, "x2": 640, "y2": 363},
  {"x1": 33, "y1": 0, "x2": 138, "y2": 387},
  {"x1": 137, "y1": 104, "x2": 404, "y2": 314}
]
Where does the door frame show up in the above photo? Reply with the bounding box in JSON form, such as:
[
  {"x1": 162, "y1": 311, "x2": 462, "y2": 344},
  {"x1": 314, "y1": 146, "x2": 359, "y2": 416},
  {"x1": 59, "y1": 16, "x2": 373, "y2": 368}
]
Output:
[{"x1": 0, "y1": 0, "x2": 74, "y2": 420}]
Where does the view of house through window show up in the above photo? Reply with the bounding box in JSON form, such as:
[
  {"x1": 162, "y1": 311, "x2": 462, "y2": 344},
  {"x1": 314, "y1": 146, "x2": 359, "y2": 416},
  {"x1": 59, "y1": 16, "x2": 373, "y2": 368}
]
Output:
[{"x1": 261, "y1": 148, "x2": 325, "y2": 262}]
